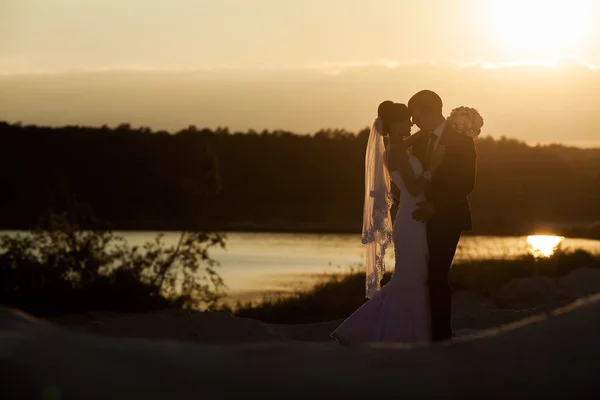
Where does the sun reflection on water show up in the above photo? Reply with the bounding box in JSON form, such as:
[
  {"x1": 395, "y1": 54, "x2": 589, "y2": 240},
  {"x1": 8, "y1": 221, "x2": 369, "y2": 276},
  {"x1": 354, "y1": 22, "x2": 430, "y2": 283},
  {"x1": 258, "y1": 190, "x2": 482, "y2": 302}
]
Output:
[{"x1": 526, "y1": 235, "x2": 565, "y2": 258}]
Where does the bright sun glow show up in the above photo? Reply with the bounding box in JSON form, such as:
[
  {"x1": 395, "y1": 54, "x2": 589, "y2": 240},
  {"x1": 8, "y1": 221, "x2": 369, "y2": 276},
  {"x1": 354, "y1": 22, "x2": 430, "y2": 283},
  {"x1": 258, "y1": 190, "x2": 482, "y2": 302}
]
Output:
[
  {"x1": 485, "y1": 0, "x2": 598, "y2": 61},
  {"x1": 527, "y1": 235, "x2": 565, "y2": 257}
]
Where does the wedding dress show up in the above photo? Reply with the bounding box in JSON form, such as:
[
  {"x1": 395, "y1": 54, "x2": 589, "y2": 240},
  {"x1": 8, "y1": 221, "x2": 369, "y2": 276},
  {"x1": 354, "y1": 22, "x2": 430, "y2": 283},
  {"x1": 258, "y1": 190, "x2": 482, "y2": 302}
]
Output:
[{"x1": 331, "y1": 147, "x2": 430, "y2": 343}]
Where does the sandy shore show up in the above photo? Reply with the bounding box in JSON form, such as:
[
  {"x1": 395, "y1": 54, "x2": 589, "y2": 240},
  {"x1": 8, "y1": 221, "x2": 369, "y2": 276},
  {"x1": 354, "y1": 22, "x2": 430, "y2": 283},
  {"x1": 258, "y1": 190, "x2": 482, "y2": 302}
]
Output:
[{"x1": 2, "y1": 268, "x2": 600, "y2": 398}]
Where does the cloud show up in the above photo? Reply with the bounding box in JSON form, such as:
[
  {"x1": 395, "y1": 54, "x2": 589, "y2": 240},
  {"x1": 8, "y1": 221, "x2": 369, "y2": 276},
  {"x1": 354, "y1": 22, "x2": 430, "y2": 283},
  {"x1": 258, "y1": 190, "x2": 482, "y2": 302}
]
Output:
[
  {"x1": 2, "y1": 57, "x2": 599, "y2": 76},
  {"x1": 1, "y1": 59, "x2": 599, "y2": 147}
]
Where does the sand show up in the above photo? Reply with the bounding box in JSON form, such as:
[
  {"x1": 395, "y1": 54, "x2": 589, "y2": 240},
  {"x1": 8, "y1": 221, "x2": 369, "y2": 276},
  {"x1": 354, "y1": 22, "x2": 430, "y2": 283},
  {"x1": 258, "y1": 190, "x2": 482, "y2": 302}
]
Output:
[{"x1": 2, "y1": 267, "x2": 600, "y2": 398}]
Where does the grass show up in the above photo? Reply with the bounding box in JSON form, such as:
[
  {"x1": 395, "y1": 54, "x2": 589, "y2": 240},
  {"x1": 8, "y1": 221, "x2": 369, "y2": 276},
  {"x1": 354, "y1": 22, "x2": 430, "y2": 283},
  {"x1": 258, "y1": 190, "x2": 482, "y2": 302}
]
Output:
[{"x1": 225, "y1": 249, "x2": 600, "y2": 324}]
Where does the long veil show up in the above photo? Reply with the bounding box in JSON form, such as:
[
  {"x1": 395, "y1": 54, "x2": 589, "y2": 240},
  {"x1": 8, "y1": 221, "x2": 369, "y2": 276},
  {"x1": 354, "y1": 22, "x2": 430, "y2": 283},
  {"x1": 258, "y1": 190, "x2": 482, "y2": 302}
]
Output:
[{"x1": 362, "y1": 117, "x2": 394, "y2": 299}]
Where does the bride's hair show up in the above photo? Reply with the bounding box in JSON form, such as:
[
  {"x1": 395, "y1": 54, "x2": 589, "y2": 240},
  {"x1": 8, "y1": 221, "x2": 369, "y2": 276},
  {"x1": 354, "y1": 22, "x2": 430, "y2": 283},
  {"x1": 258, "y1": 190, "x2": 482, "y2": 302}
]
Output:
[{"x1": 377, "y1": 101, "x2": 411, "y2": 135}]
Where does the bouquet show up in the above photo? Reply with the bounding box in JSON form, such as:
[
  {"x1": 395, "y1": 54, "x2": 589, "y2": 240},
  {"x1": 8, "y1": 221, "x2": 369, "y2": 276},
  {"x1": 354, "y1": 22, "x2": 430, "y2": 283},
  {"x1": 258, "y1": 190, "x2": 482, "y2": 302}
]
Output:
[{"x1": 446, "y1": 106, "x2": 484, "y2": 138}]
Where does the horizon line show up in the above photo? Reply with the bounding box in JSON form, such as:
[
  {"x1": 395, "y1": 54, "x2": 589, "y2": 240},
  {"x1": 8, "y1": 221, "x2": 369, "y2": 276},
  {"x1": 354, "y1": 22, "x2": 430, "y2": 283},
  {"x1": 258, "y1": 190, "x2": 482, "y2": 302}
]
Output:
[{"x1": 1, "y1": 119, "x2": 599, "y2": 150}]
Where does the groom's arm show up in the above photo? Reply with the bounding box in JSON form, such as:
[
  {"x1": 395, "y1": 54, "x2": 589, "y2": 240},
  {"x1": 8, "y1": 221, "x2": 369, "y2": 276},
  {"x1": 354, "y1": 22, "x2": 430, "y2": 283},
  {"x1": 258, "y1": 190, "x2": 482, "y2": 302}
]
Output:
[
  {"x1": 414, "y1": 137, "x2": 476, "y2": 222},
  {"x1": 430, "y1": 138, "x2": 477, "y2": 210}
]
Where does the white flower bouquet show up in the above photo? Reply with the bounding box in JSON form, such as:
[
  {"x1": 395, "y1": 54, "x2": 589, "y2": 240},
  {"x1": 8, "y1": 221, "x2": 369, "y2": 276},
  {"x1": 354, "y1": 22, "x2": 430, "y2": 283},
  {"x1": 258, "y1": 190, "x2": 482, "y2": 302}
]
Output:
[{"x1": 447, "y1": 106, "x2": 484, "y2": 137}]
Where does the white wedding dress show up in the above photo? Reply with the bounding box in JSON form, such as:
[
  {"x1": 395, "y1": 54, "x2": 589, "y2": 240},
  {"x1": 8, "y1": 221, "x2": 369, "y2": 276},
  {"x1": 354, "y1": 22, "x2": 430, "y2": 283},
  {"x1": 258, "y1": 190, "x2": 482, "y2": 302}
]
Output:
[{"x1": 331, "y1": 148, "x2": 430, "y2": 343}]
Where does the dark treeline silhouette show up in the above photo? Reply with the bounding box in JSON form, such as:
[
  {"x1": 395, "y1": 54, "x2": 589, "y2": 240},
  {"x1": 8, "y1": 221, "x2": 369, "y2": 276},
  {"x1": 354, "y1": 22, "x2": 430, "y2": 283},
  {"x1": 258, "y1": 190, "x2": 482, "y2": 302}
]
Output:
[{"x1": 1, "y1": 121, "x2": 600, "y2": 237}]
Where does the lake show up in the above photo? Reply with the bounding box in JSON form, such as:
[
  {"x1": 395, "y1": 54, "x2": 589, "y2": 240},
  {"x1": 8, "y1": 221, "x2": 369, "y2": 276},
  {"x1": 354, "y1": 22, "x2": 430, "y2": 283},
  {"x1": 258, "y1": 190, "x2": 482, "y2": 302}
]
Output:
[{"x1": 116, "y1": 232, "x2": 600, "y2": 303}]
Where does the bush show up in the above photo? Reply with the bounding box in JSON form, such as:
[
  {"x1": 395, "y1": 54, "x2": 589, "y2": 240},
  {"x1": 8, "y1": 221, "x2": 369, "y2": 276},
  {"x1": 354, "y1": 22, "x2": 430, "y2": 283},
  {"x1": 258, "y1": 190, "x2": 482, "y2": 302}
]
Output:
[{"x1": 0, "y1": 194, "x2": 226, "y2": 316}]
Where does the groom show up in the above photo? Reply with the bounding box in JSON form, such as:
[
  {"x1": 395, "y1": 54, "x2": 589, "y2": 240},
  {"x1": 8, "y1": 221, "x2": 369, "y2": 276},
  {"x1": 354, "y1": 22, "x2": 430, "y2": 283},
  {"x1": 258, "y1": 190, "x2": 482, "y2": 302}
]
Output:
[{"x1": 407, "y1": 90, "x2": 477, "y2": 342}]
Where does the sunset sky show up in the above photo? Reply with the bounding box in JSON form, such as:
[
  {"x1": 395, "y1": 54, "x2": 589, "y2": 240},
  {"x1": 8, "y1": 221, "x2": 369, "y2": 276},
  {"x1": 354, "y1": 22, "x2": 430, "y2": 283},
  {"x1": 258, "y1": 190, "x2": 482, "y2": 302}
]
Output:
[{"x1": 1, "y1": 0, "x2": 600, "y2": 146}]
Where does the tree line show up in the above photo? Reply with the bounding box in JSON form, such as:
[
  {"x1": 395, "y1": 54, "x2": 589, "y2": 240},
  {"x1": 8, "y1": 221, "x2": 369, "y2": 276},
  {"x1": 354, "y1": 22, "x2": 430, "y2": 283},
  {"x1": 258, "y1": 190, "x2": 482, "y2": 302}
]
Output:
[{"x1": 1, "y1": 121, "x2": 599, "y2": 237}]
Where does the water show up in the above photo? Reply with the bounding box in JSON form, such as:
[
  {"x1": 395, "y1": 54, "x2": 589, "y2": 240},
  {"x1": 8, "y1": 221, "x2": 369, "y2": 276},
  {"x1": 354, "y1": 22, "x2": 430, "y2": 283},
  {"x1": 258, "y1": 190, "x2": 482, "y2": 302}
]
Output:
[
  {"x1": 4, "y1": 230, "x2": 600, "y2": 303},
  {"x1": 116, "y1": 231, "x2": 600, "y2": 302}
]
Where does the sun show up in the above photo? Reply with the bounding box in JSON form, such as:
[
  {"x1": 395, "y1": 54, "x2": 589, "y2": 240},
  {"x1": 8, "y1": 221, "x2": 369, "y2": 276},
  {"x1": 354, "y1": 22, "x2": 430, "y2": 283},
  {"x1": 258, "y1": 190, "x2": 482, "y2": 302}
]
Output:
[
  {"x1": 484, "y1": 0, "x2": 597, "y2": 61},
  {"x1": 526, "y1": 235, "x2": 565, "y2": 258}
]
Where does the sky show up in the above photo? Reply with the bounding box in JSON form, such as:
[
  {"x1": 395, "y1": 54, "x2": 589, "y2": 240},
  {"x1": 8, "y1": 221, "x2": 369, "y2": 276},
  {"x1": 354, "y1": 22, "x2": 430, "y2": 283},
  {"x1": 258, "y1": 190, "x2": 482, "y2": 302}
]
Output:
[{"x1": 1, "y1": 0, "x2": 600, "y2": 146}]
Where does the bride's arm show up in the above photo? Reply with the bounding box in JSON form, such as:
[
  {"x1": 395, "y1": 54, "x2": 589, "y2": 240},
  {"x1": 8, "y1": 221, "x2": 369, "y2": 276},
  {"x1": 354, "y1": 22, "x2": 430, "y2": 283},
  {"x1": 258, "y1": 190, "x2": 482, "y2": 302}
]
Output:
[
  {"x1": 388, "y1": 146, "x2": 445, "y2": 197},
  {"x1": 402, "y1": 129, "x2": 427, "y2": 149},
  {"x1": 388, "y1": 152, "x2": 430, "y2": 197}
]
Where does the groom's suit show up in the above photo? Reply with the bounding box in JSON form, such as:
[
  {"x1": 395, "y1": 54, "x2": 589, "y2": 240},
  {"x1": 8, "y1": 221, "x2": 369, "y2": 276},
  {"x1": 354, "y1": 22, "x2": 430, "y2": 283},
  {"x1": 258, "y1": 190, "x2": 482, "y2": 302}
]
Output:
[{"x1": 411, "y1": 124, "x2": 477, "y2": 341}]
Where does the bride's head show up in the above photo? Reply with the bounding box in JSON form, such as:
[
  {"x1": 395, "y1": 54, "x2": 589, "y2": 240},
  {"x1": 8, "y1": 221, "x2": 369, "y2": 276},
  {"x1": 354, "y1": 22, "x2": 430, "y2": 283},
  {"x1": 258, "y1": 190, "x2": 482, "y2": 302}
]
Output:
[{"x1": 377, "y1": 101, "x2": 412, "y2": 139}]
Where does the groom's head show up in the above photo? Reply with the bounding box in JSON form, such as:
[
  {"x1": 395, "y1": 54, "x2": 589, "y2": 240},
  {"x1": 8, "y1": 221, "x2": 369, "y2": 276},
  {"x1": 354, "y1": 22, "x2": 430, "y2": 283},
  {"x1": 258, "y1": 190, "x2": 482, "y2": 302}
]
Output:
[{"x1": 408, "y1": 90, "x2": 444, "y2": 132}]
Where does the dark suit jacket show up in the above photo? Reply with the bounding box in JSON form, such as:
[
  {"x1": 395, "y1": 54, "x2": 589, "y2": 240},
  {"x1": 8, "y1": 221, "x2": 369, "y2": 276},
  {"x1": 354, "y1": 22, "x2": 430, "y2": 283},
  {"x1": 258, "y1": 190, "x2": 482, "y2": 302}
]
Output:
[{"x1": 411, "y1": 126, "x2": 477, "y2": 232}]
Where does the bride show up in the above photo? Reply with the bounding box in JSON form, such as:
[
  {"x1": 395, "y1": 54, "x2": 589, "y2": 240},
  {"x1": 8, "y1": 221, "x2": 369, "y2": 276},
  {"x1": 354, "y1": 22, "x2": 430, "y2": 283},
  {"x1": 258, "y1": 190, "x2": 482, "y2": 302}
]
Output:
[{"x1": 331, "y1": 101, "x2": 446, "y2": 344}]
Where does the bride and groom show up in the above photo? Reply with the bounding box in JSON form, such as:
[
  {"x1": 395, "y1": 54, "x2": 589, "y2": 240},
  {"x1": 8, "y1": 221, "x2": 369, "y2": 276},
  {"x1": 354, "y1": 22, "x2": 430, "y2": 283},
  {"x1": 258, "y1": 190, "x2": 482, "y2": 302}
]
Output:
[{"x1": 332, "y1": 90, "x2": 480, "y2": 344}]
